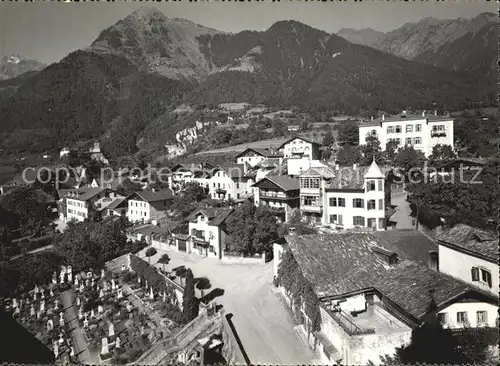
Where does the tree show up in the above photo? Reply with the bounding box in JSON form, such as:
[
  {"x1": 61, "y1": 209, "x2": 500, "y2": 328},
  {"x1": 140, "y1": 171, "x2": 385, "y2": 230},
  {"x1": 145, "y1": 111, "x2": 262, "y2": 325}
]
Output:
[
  {"x1": 182, "y1": 269, "x2": 199, "y2": 323},
  {"x1": 337, "y1": 120, "x2": 359, "y2": 146},
  {"x1": 54, "y1": 219, "x2": 127, "y2": 272},
  {"x1": 278, "y1": 210, "x2": 317, "y2": 236},
  {"x1": 225, "y1": 201, "x2": 279, "y2": 255},
  {"x1": 360, "y1": 135, "x2": 382, "y2": 165},
  {"x1": 336, "y1": 144, "x2": 361, "y2": 166},
  {"x1": 194, "y1": 277, "x2": 211, "y2": 298},
  {"x1": 157, "y1": 253, "x2": 170, "y2": 272},
  {"x1": 273, "y1": 119, "x2": 288, "y2": 137},
  {"x1": 428, "y1": 144, "x2": 457, "y2": 164},
  {"x1": 174, "y1": 266, "x2": 187, "y2": 287},
  {"x1": 322, "y1": 130, "x2": 335, "y2": 147},
  {"x1": 384, "y1": 140, "x2": 399, "y2": 164},
  {"x1": 300, "y1": 120, "x2": 310, "y2": 131},
  {"x1": 394, "y1": 145, "x2": 426, "y2": 181},
  {"x1": 145, "y1": 247, "x2": 157, "y2": 265}
]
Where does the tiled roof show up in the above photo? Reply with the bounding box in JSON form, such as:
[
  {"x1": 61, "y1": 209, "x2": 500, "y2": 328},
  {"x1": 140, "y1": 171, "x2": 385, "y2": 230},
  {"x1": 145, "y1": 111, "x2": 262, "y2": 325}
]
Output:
[
  {"x1": 235, "y1": 147, "x2": 282, "y2": 159},
  {"x1": 185, "y1": 207, "x2": 234, "y2": 226},
  {"x1": 326, "y1": 165, "x2": 392, "y2": 190},
  {"x1": 253, "y1": 175, "x2": 299, "y2": 191},
  {"x1": 64, "y1": 187, "x2": 105, "y2": 202},
  {"x1": 277, "y1": 136, "x2": 322, "y2": 149},
  {"x1": 301, "y1": 165, "x2": 336, "y2": 178},
  {"x1": 436, "y1": 224, "x2": 498, "y2": 262},
  {"x1": 216, "y1": 163, "x2": 246, "y2": 179},
  {"x1": 134, "y1": 189, "x2": 173, "y2": 202},
  {"x1": 360, "y1": 112, "x2": 453, "y2": 127},
  {"x1": 105, "y1": 197, "x2": 127, "y2": 211},
  {"x1": 285, "y1": 232, "x2": 470, "y2": 320}
]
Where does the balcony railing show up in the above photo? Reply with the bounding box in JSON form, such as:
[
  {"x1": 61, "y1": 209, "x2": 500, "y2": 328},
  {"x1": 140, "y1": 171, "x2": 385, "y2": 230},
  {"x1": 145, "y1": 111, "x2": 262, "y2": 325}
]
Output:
[
  {"x1": 215, "y1": 188, "x2": 226, "y2": 194},
  {"x1": 328, "y1": 308, "x2": 375, "y2": 336},
  {"x1": 301, "y1": 204, "x2": 323, "y2": 213},
  {"x1": 431, "y1": 130, "x2": 447, "y2": 137},
  {"x1": 260, "y1": 192, "x2": 299, "y2": 200}
]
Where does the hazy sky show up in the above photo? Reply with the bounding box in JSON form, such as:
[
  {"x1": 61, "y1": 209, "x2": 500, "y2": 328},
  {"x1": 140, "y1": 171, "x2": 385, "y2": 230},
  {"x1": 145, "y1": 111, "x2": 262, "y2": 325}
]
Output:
[{"x1": 0, "y1": 0, "x2": 495, "y2": 64}]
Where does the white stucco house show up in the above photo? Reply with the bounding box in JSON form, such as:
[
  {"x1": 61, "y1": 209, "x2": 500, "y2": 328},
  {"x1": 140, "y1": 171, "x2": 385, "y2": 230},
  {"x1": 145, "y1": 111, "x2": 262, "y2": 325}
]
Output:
[{"x1": 358, "y1": 110, "x2": 454, "y2": 157}]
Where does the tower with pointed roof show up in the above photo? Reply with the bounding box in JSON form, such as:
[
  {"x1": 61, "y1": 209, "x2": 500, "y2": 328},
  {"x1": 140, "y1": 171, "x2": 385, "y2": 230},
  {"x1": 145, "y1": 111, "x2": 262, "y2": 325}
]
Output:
[{"x1": 363, "y1": 159, "x2": 386, "y2": 230}]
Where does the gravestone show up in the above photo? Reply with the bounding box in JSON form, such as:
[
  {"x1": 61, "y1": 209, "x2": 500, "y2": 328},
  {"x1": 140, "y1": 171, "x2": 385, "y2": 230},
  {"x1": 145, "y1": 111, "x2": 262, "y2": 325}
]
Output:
[
  {"x1": 47, "y1": 319, "x2": 54, "y2": 331},
  {"x1": 58, "y1": 333, "x2": 64, "y2": 345},
  {"x1": 108, "y1": 323, "x2": 115, "y2": 338},
  {"x1": 115, "y1": 337, "x2": 121, "y2": 348},
  {"x1": 83, "y1": 318, "x2": 89, "y2": 329},
  {"x1": 70, "y1": 346, "x2": 75, "y2": 358},
  {"x1": 90, "y1": 309, "x2": 95, "y2": 318},
  {"x1": 67, "y1": 272, "x2": 72, "y2": 284},
  {"x1": 53, "y1": 342, "x2": 59, "y2": 358},
  {"x1": 111, "y1": 279, "x2": 116, "y2": 291},
  {"x1": 149, "y1": 287, "x2": 154, "y2": 300},
  {"x1": 101, "y1": 269, "x2": 105, "y2": 279},
  {"x1": 98, "y1": 305, "x2": 104, "y2": 314},
  {"x1": 34, "y1": 285, "x2": 39, "y2": 294},
  {"x1": 78, "y1": 307, "x2": 83, "y2": 320},
  {"x1": 50, "y1": 289, "x2": 54, "y2": 297},
  {"x1": 76, "y1": 296, "x2": 81, "y2": 306},
  {"x1": 30, "y1": 305, "x2": 35, "y2": 317},
  {"x1": 12, "y1": 298, "x2": 18, "y2": 308},
  {"x1": 54, "y1": 299, "x2": 59, "y2": 310},
  {"x1": 101, "y1": 337, "x2": 109, "y2": 355},
  {"x1": 40, "y1": 300, "x2": 45, "y2": 313},
  {"x1": 99, "y1": 289, "x2": 104, "y2": 299}
]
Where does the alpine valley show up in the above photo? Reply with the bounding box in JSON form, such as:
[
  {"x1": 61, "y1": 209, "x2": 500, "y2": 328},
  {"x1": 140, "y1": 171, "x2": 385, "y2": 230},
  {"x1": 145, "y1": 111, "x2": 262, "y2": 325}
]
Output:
[{"x1": 0, "y1": 7, "x2": 496, "y2": 157}]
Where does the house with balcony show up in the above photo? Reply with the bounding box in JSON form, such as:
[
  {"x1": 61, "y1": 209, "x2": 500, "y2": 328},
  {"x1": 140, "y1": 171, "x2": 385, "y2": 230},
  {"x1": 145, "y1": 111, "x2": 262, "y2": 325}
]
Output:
[
  {"x1": 185, "y1": 207, "x2": 234, "y2": 259},
  {"x1": 273, "y1": 231, "x2": 498, "y2": 365},
  {"x1": 278, "y1": 136, "x2": 321, "y2": 160},
  {"x1": 436, "y1": 224, "x2": 498, "y2": 305},
  {"x1": 298, "y1": 164, "x2": 336, "y2": 224},
  {"x1": 126, "y1": 189, "x2": 174, "y2": 223},
  {"x1": 252, "y1": 175, "x2": 300, "y2": 222},
  {"x1": 64, "y1": 187, "x2": 124, "y2": 222},
  {"x1": 234, "y1": 147, "x2": 283, "y2": 167},
  {"x1": 208, "y1": 163, "x2": 252, "y2": 201},
  {"x1": 358, "y1": 110, "x2": 454, "y2": 157},
  {"x1": 323, "y1": 160, "x2": 390, "y2": 231}
]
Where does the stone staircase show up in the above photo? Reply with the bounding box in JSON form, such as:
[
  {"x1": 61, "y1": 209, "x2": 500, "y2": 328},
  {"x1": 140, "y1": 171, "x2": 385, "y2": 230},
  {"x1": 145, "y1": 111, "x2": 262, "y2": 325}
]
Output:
[{"x1": 131, "y1": 311, "x2": 222, "y2": 365}]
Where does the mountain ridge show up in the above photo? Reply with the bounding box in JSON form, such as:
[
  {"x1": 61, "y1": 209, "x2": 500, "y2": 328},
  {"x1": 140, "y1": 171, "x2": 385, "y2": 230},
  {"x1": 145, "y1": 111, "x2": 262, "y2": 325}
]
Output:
[
  {"x1": 0, "y1": 9, "x2": 495, "y2": 158},
  {"x1": 0, "y1": 54, "x2": 46, "y2": 80}
]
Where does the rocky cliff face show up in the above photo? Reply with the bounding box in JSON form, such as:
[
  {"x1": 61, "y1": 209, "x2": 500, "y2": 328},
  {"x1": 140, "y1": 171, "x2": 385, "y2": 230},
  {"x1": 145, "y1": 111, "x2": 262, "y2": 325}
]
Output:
[
  {"x1": 0, "y1": 54, "x2": 46, "y2": 80},
  {"x1": 90, "y1": 7, "x2": 221, "y2": 81}
]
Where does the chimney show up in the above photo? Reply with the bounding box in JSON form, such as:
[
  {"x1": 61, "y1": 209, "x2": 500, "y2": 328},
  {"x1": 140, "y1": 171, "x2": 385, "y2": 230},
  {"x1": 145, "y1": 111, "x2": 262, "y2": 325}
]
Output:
[
  {"x1": 428, "y1": 251, "x2": 439, "y2": 271},
  {"x1": 382, "y1": 115, "x2": 385, "y2": 121},
  {"x1": 353, "y1": 163, "x2": 357, "y2": 171},
  {"x1": 434, "y1": 110, "x2": 437, "y2": 116},
  {"x1": 422, "y1": 110, "x2": 426, "y2": 117}
]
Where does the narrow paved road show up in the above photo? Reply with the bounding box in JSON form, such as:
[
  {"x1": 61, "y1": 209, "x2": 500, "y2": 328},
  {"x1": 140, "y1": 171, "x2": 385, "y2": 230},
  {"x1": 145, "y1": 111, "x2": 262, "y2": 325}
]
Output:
[
  {"x1": 61, "y1": 290, "x2": 94, "y2": 364},
  {"x1": 390, "y1": 192, "x2": 414, "y2": 229}
]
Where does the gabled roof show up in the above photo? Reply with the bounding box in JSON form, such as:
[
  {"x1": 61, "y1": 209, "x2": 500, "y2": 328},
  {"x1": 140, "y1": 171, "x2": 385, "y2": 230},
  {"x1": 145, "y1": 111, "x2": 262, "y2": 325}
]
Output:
[
  {"x1": 234, "y1": 147, "x2": 282, "y2": 159},
  {"x1": 436, "y1": 224, "x2": 498, "y2": 262},
  {"x1": 277, "y1": 136, "x2": 321, "y2": 149},
  {"x1": 214, "y1": 163, "x2": 246, "y2": 179},
  {"x1": 300, "y1": 165, "x2": 336, "y2": 179},
  {"x1": 132, "y1": 189, "x2": 174, "y2": 202},
  {"x1": 326, "y1": 165, "x2": 392, "y2": 190},
  {"x1": 186, "y1": 207, "x2": 234, "y2": 226},
  {"x1": 285, "y1": 232, "x2": 470, "y2": 320},
  {"x1": 63, "y1": 187, "x2": 106, "y2": 202},
  {"x1": 252, "y1": 175, "x2": 299, "y2": 191},
  {"x1": 105, "y1": 197, "x2": 127, "y2": 211}
]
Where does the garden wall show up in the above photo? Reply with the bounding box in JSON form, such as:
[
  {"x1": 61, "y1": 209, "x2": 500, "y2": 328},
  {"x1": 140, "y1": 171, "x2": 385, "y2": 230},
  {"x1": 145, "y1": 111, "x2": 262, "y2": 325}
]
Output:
[
  {"x1": 220, "y1": 311, "x2": 251, "y2": 365},
  {"x1": 221, "y1": 252, "x2": 266, "y2": 265}
]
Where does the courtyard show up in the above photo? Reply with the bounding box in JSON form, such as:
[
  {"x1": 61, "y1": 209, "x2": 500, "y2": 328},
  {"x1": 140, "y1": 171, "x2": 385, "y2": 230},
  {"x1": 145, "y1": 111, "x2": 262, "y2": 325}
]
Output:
[{"x1": 137, "y1": 247, "x2": 315, "y2": 364}]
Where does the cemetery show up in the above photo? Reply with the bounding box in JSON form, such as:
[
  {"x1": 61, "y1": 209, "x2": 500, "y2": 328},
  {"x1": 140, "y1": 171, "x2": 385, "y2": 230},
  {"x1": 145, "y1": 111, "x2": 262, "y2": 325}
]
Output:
[{"x1": 0, "y1": 252, "x2": 219, "y2": 365}]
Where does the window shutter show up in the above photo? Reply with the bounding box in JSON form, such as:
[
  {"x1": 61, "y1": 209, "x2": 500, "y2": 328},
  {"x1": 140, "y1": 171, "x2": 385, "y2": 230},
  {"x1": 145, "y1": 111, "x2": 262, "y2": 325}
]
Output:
[
  {"x1": 379, "y1": 199, "x2": 384, "y2": 210},
  {"x1": 486, "y1": 271, "x2": 492, "y2": 287},
  {"x1": 352, "y1": 199, "x2": 356, "y2": 207},
  {"x1": 361, "y1": 199, "x2": 365, "y2": 208},
  {"x1": 471, "y1": 267, "x2": 479, "y2": 281},
  {"x1": 338, "y1": 215, "x2": 343, "y2": 225},
  {"x1": 378, "y1": 180, "x2": 383, "y2": 191}
]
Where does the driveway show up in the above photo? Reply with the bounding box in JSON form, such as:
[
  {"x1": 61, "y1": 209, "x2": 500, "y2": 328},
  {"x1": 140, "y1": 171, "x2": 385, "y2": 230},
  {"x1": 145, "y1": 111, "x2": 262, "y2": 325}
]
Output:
[
  {"x1": 137, "y1": 248, "x2": 315, "y2": 364},
  {"x1": 390, "y1": 192, "x2": 414, "y2": 229}
]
